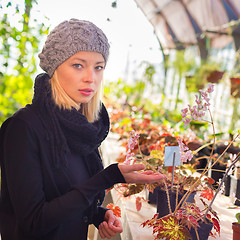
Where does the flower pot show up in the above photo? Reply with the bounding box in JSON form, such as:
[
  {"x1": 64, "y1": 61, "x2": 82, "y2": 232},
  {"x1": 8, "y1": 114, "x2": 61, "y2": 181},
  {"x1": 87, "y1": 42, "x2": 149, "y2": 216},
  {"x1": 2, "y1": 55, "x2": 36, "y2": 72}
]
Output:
[
  {"x1": 148, "y1": 187, "x2": 158, "y2": 204},
  {"x1": 156, "y1": 188, "x2": 196, "y2": 218},
  {"x1": 224, "y1": 174, "x2": 231, "y2": 196},
  {"x1": 189, "y1": 220, "x2": 213, "y2": 240},
  {"x1": 230, "y1": 77, "x2": 240, "y2": 98},
  {"x1": 232, "y1": 222, "x2": 240, "y2": 240},
  {"x1": 211, "y1": 163, "x2": 226, "y2": 188},
  {"x1": 207, "y1": 70, "x2": 224, "y2": 83}
]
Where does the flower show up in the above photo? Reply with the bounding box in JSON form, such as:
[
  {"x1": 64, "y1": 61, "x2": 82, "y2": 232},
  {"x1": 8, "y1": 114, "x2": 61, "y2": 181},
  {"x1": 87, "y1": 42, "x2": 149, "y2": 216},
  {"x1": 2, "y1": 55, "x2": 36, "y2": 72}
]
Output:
[
  {"x1": 124, "y1": 130, "x2": 139, "y2": 165},
  {"x1": 181, "y1": 83, "x2": 214, "y2": 125},
  {"x1": 177, "y1": 138, "x2": 193, "y2": 162}
]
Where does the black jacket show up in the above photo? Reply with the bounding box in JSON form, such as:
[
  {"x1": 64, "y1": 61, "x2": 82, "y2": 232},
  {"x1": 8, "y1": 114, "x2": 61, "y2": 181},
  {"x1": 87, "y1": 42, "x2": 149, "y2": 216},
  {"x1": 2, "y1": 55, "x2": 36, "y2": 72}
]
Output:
[{"x1": 0, "y1": 104, "x2": 125, "y2": 240}]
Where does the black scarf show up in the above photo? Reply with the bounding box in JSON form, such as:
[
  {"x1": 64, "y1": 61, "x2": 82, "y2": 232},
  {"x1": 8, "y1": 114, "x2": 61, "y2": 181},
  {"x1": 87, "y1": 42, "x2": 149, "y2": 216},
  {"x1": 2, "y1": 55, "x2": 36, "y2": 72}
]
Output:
[{"x1": 31, "y1": 73, "x2": 110, "y2": 174}]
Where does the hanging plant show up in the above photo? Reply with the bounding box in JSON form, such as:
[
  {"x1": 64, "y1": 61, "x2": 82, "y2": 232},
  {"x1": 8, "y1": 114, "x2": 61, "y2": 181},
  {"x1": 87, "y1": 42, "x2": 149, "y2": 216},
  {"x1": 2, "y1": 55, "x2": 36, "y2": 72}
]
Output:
[
  {"x1": 230, "y1": 77, "x2": 240, "y2": 98},
  {"x1": 185, "y1": 61, "x2": 224, "y2": 93},
  {"x1": 207, "y1": 70, "x2": 225, "y2": 83}
]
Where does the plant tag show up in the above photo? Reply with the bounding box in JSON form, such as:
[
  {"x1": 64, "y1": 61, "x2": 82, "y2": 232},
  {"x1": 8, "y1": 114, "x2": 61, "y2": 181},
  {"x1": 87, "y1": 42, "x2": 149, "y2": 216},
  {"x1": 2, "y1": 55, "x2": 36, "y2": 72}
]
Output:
[{"x1": 164, "y1": 146, "x2": 181, "y2": 166}]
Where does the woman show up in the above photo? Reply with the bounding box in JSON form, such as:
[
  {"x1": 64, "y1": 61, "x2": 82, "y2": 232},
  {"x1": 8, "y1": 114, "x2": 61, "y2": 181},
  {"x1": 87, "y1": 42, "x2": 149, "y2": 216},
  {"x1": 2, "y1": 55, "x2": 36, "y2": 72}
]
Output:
[{"x1": 0, "y1": 19, "x2": 164, "y2": 240}]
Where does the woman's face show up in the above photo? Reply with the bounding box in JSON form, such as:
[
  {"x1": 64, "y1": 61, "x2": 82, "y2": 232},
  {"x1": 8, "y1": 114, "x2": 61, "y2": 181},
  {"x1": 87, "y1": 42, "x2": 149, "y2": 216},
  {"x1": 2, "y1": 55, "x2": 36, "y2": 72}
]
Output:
[{"x1": 56, "y1": 51, "x2": 105, "y2": 104}]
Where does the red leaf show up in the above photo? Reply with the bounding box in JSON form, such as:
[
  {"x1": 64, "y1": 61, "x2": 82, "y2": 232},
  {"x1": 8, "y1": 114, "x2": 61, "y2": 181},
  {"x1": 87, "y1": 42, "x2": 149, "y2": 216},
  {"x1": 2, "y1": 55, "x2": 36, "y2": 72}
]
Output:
[
  {"x1": 204, "y1": 177, "x2": 215, "y2": 185},
  {"x1": 200, "y1": 189, "x2": 214, "y2": 201},
  {"x1": 136, "y1": 196, "x2": 142, "y2": 211},
  {"x1": 212, "y1": 217, "x2": 220, "y2": 235},
  {"x1": 106, "y1": 203, "x2": 121, "y2": 218}
]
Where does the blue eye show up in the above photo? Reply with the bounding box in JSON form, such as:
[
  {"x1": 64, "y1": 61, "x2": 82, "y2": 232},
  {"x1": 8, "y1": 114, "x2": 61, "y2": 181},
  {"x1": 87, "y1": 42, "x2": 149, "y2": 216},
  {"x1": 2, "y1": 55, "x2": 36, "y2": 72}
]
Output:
[
  {"x1": 95, "y1": 66, "x2": 104, "y2": 70},
  {"x1": 73, "y1": 64, "x2": 82, "y2": 69}
]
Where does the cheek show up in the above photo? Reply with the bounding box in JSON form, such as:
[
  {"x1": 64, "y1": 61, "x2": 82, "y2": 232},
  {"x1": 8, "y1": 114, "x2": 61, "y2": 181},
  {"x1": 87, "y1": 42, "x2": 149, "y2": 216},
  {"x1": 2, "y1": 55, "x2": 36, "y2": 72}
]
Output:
[
  {"x1": 59, "y1": 74, "x2": 77, "y2": 91},
  {"x1": 59, "y1": 78, "x2": 71, "y2": 92}
]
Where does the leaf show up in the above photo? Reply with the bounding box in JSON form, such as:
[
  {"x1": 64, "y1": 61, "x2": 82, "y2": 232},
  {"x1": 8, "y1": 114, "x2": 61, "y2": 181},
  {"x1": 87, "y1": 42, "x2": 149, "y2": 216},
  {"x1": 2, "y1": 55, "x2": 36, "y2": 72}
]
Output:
[
  {"x1": 200, "y1": 188, "x2": 214, "y2": 201},
  {"x1": 152, "y1": 215, "x2": 191, "y2": 240},
  {"x1": 204, "y1": 177, "x2": 215, "y2": 185},
  {"x1": 136, "y1": 196, "x2": 142, "y2": 211},
  {"x1": 106, "y1": 203, "x2": 121, "y2": 218},
  {"x1": 141, "y1": 213, "x2": 159, "y2": 228},
  {"x1": 236, "y1": 213, "x2": 240, "y2": 223},
  {"x1": 146, "y1": 182, "x2": 160, "y2": 192},
  {"x1": 150, "y1": 150, "x2": 163, "y2": 159},
  {"x1": 123, "y1": 184, "x2": 144, "y2": 197},
  {"x1": 212, "y1": 217, "x2": 220, "y2": 235}
]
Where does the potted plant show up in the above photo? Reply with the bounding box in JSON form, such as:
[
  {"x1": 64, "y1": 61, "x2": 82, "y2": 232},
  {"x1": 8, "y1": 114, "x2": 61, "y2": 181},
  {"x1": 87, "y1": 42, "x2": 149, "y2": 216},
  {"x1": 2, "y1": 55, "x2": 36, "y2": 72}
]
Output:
[
  {"x1": 185, "y1": 61, "x2": 224, "y2": 92},
  {"x1": 233, "y1": 213, "x2": 240, "y2": 240},
  {"x1": 141, "y1": 83, "x2": 240, "y2": 240},
  {"x1": 230, "y1": 75, "x2": 240, "y2": 98},
  {"x1": 107, "y1": 83, "x2": 240, "y2": 240},
  {"x1": 198, "y1": 61, "x2": 224, "y2": 83}
]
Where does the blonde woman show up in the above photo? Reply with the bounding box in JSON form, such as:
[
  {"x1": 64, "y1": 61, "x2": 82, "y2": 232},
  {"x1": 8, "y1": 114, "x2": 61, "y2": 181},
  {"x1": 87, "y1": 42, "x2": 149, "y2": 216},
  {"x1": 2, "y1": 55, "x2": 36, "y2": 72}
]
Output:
[{"x1": 0, "y1": 19, "x2": 164, "y2": 240}]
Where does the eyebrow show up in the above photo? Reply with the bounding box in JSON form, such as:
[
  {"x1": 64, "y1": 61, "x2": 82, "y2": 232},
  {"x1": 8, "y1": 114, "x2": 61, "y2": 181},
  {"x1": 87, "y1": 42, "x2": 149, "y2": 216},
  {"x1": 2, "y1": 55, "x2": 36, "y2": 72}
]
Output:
[{"x1": 72, "y1": 58, "x2": 105, "y2": 64}]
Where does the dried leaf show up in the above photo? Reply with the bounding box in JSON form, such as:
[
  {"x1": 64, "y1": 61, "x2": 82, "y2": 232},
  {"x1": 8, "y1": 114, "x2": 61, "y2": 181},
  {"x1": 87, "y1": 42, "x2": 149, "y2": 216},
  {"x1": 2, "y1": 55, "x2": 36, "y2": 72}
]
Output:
[{"x1": 123, "y1": 184, "x2": 144, "y2": 197}]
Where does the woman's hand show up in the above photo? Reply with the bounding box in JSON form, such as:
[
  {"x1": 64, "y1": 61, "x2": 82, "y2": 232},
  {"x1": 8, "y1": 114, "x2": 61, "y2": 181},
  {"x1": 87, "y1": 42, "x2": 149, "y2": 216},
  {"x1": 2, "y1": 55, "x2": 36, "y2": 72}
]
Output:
[
  {"x1": 118, "y1": 163, "x2": 165, "y2": 184},
  {"x1": 98, "y1": 210, "x2": 123, "y2": 239}
]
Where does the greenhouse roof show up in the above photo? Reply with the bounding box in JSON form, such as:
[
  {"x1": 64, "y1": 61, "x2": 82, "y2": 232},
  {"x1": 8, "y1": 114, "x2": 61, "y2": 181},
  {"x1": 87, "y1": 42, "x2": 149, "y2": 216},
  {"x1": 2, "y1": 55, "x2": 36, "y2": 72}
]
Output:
[{"x1": 134, "y1": 0, "x2": 240, "y2": 52}]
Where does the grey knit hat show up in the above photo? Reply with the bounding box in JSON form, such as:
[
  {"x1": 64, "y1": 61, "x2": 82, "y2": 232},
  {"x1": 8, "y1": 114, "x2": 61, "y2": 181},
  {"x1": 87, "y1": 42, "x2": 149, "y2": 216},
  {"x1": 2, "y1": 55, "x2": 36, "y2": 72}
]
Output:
[{"x1": 38, "y1": 18, "x2": 110, "y2": 77}]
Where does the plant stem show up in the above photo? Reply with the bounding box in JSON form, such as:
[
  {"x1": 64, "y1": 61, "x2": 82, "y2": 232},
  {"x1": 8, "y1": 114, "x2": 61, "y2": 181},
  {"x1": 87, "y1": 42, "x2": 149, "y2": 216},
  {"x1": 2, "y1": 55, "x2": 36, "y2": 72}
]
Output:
[
  {"x1": 163, "y1": 179, "x2": 172, "y2": 214},
  {"x1": 195, "y1": 228, "x2": 200, "y2": 240}
]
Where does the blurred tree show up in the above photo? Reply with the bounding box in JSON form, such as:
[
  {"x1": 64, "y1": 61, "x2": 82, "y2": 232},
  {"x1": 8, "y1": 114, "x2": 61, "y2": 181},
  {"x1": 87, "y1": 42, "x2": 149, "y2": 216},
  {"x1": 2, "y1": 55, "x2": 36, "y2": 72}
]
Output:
[{"x1": 0, "y1": 0, "x2": 49, "y2": 124}]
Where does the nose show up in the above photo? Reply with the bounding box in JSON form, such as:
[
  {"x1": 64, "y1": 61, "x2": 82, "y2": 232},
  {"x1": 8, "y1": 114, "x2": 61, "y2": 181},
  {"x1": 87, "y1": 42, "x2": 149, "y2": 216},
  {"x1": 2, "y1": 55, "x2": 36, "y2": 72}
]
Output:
[{"x1": 83, "y1": 68, "x2": 94, "y2": 83}]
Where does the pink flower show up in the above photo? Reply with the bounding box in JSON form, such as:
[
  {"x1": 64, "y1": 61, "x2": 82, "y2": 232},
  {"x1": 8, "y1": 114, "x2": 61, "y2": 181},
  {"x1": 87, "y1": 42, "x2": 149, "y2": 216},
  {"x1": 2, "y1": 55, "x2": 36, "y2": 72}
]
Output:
[
  {"x1": 206, "y1": 83, "x2": 214, "y2": 93},
  {"x1": 124, "y1": 130, "x2": 139, "y2": 164},
  {"x1": 177, "y1": 138, "x2": 193, "y2": 162},
  {"x1": 181, "y1": 84, "x2": 215, "y2": 126},
  {"x1": 181, "y1": 108, "x2": 188, "y2": 118},
  {"x1": 183, "y1": 118, "x2": 191, "y2": 125},
  {"x1": 127, "y1": 130, "x2": 139, "y2": 150}
]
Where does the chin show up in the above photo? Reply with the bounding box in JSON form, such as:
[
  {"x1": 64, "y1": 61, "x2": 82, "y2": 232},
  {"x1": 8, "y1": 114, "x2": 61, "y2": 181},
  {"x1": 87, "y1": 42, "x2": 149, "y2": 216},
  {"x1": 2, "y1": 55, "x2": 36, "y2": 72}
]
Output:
[{"x1": 77, "y1": 98, "x2": 92, "y2": 104}]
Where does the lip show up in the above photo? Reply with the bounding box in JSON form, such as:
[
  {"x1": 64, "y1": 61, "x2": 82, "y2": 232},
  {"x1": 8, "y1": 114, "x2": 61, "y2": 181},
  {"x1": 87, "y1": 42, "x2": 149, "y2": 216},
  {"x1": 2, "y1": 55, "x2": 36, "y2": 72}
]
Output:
[{"x1": 79, "y1": 88, "x2": 93, "y2": 96}]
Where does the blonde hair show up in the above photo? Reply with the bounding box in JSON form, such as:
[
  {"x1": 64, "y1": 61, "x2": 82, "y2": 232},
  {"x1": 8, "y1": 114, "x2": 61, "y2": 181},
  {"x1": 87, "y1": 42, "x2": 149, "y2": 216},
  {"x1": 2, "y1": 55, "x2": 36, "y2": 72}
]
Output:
[{"x1": 50, "y1": 71, "x2": 103, "y2": 122}]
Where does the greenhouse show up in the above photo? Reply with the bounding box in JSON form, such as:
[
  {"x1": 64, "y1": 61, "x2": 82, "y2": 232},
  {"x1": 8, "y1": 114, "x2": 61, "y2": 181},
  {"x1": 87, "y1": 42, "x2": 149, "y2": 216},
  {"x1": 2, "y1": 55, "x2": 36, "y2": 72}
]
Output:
[{"x1": 0, "y1": 1, "x2": 240, "y2": 240}]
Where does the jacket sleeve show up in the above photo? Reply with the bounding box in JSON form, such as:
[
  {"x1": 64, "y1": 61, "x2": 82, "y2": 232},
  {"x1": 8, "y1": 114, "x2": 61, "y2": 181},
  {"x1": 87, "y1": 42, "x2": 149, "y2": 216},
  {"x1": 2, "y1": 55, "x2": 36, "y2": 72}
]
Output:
[
  {"x1": 2, "y1": 117, "x2": 126, "y2": 237},
  {"x1": 92, "y1": 206, "x2": 109, "y2": 229}
]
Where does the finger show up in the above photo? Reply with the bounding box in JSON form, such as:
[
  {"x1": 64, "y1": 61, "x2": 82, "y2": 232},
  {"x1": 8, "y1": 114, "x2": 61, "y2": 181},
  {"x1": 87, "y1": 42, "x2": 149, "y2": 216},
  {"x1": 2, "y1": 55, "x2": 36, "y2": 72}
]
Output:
[
  {"x1": 118, "y1": 163, "x2": 145, "y2": 173},
  {"x1": 105, "y1": 210, "x2": 115, "y2": 225},
  {"x1": 101, "y1": 221, "x2": 116, "y2": 238},
  {"x1": 99, "y1": 222, "x2": 111, "y2": 239},
  {"x1": 109, "y1": 219, "x2": 123, "y2": 233},
  {"x1": 141, "y1": 170, "x2": 154, "y2": 175},
  {"x1": 98, "y1": 223, "x2": 106, "y2": 239},
  {"x1": 132, "y1": 172, "x2": 166, "y2": 184},
  {"x1": 141, "y1": 171, "x2": 166, "y2": 177},
  {"x1": 141, "y1": 173, "x2": 166, "y2": 183}
]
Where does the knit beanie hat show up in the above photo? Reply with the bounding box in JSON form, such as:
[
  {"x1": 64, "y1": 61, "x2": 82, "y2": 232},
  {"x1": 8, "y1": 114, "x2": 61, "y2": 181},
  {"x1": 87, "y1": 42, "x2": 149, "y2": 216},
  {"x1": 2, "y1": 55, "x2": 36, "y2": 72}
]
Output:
[{"x1": 38, "y1": 18, "x2": 110, "y2": 78}]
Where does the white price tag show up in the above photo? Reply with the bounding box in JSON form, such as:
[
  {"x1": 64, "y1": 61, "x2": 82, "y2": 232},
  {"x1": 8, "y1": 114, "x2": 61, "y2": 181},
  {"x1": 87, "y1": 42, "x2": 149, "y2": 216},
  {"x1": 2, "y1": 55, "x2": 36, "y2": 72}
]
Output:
[{"x1": 164, "y1": 146, "x2": 181, "y2": 167}]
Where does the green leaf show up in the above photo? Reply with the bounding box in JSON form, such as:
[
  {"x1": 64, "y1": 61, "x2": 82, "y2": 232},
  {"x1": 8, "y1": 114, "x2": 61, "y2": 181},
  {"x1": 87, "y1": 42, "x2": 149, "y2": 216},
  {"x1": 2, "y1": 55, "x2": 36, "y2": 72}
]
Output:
[{"x1": 236, "y1": 213, "x2": 240, "y2": 223}]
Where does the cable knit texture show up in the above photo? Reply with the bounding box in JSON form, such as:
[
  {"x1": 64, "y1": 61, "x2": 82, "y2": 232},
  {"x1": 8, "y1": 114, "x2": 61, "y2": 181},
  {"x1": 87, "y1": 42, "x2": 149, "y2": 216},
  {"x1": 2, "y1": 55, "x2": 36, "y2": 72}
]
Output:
[{"x1": 38, "y1": 19, "x2": 110, "y2": 77}]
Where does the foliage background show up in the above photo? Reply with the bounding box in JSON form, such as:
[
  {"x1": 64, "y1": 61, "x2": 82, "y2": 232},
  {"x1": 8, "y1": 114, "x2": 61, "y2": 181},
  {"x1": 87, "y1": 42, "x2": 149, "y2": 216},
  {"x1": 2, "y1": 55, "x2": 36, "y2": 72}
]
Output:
[{"x1": 0, "y1": 0, "x2": 49, "y2": 124}]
